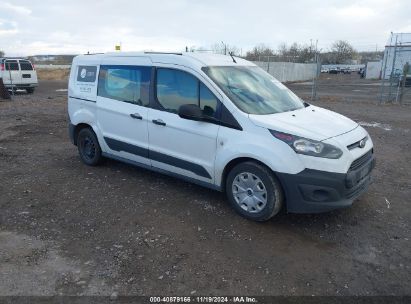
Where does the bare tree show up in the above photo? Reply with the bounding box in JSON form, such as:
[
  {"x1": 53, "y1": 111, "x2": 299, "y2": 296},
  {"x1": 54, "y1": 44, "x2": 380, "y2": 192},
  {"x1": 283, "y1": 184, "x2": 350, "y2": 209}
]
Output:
[
  {"x1": 245, "y1": 44, "x2": 275, "y2": 61},
  {"x1": 330, "y1": 40, "x2": 356, "y2": 64},
  {"x1": 277, "y1": 43, "x2": 314, "y2": 63},
  {"x1": 211, "y1": 42, "x2": 240, "y2": 56}
]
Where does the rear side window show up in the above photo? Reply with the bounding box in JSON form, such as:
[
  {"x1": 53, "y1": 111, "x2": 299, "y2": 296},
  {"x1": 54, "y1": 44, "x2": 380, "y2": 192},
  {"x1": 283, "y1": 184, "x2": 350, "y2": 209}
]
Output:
[
  {"x1": 5, "y1": 60, "x2": 19, "y2": 71},
  {"x1": 19, "y1": 61, "x2": 33, "y2": 71},
  {"x1": 98, "y1": 65, "x2": 150, "y2": 106},
  {"x1": 156, "y1": 68, "x2": 219, "y2": 118}
]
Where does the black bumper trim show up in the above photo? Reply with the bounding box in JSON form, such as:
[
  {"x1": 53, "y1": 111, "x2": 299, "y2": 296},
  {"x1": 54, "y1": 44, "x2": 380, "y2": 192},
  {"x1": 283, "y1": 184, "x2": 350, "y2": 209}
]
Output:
[{"x1": 277, "y1": 156, "x2": 375, "y2": 213}]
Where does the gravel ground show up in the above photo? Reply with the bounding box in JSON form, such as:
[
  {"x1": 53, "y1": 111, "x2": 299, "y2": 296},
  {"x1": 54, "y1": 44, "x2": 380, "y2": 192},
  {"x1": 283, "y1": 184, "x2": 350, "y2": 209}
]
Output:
[{"x1": 0, "y1": 76, "x2": 410, "y2": 297}]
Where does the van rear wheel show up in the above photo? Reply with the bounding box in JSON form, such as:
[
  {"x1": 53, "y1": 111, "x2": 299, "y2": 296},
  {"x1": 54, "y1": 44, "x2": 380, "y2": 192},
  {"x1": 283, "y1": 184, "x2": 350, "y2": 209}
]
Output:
[
  {"x1": 77, "y1": 128, "x2": 103, "y2": 166},
  {"x1": 26, "y1": 88, "x2": 35, "y2": 94},
  {"x1": 226, "y1": 161, "x2": 284, "y2": 221}
]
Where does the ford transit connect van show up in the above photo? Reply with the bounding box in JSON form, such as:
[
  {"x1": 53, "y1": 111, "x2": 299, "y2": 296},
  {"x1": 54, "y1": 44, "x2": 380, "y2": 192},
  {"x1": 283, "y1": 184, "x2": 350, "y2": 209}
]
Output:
[
  {"x1": 68, "y1": 52, "x2": 375, "y2": 221},
  {"x1": 0, "y1": 58, "x2": 38, "y2": 93}
]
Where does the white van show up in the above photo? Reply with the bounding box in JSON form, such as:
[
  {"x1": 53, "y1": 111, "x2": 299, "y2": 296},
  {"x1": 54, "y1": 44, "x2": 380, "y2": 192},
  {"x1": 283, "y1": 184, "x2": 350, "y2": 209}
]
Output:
[
  {"x1": 68, "y1": 52, "x2": 375, "y2": 221},
  {"x1": 0, "y1": 58, "x2": 38, "y2": 93}
]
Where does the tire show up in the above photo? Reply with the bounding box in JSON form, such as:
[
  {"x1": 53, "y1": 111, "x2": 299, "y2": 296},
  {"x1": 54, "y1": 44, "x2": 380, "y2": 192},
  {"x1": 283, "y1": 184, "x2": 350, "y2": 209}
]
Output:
[
  {"x1": 77, "y1": 128, "x2": 103, "y2": 166},
  {"x1": 26, "y1": 88, "x2": 35, "y2": 94},
  {"x1": 226, "y1": 161, "x2": 284, "y2": 222}
]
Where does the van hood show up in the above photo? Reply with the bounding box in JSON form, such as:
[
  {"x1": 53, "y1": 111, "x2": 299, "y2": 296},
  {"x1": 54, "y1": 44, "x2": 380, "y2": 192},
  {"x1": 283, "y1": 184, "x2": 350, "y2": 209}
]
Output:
[{"x1": 248, "y1": 105, "x2": 358, "y2": 141}]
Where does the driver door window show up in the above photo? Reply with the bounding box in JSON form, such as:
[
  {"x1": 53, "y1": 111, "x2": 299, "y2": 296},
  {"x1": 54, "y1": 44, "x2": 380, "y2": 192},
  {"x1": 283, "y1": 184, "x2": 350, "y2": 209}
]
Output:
[{"x1": 156, "y1": 68, "x2": 219, "y2": 119}]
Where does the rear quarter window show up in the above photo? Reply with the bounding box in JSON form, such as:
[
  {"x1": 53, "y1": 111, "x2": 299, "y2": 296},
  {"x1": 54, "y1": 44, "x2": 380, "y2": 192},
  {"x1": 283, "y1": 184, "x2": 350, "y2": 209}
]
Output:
[
  {"x1": 20, "y1": 61, "x2": 33, "y2": 71},
  {"x1": 98, "y1": 65, "x2": 151, "y2": 106},
  {"x1": 5, "y1": 61, "x2": 19, "y2": 71}
]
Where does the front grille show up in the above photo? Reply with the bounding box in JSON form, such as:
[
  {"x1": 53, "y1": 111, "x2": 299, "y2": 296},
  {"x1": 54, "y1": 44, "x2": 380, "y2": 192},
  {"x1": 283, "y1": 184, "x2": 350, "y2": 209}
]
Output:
[
  {"x1": 347, "y1": 136, "x2": 368, "y2": 150},
  {"x1": 349, "y1": 150, "x2": 373, "y2": 171}
]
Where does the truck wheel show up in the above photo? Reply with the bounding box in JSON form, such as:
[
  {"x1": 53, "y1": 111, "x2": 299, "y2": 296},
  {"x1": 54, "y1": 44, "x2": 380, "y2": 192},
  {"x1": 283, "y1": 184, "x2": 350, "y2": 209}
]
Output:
[
  {"x1": 77, "y1": 128, "x2": 103, "y2": 166},
  {"x1": 226, "y1": 161, "x2": 284, "y2": 221},
  {"x1": 26, "y1": 88, "x2": 35, "y2": 94}
]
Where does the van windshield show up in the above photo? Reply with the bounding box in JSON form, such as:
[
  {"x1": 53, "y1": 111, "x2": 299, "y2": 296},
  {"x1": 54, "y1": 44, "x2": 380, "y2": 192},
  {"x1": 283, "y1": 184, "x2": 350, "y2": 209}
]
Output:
[{"x1": 202, "y1": 66, "x2": 304, "y2": 115}]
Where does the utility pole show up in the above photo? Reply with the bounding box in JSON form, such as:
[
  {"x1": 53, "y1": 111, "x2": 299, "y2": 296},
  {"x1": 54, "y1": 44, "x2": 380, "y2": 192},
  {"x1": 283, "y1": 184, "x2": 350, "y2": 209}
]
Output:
[
  {"x1": 380, "y1": 32, "x2": 394, "y2": 103},
  {"x1": 221, "y1": 41, "x2": 227, "y2": 55},
  {"x1": 311, "y1": 40, "x2": 319, "y2": 101},
  {"x1": 388, "y1": 35, "x2": 398, "y2": 103}
]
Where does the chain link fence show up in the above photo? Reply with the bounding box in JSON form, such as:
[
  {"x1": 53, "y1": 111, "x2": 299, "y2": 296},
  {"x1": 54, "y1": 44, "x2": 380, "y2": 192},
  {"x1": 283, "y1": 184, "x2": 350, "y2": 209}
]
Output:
[
  {"x1": 379, "y1": 34, "x2": 411, "y2": 105},
  {"x1": 246, "y1": 53, "x2": 321, "y2": 101}
]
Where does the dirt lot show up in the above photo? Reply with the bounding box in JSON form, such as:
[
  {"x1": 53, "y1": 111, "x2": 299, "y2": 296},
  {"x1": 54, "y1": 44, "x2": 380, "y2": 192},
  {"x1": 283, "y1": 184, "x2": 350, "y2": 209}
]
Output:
[
  {"x1": 36, "y1": 68, "x2": 70, "y2": 81},
  {"x1": 0, "y1": 74, "x2": 410, "y2": 297}
]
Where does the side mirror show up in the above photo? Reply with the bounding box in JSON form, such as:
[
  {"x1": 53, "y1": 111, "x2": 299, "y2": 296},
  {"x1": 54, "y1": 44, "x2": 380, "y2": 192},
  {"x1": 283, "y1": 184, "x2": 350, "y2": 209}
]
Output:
[{"x1": 178, "y1": 104, "x2": 203, "y2": 121}]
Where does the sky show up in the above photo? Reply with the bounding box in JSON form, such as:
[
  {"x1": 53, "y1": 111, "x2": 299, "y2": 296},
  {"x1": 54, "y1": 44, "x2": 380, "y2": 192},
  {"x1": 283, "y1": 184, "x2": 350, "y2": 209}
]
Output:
[{"x1": 0, "y1": 0, "x2": 410, "y2": 56}]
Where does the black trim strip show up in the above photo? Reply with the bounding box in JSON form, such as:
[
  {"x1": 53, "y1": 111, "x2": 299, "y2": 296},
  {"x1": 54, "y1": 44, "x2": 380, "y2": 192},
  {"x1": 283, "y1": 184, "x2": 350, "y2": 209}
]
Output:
[
  {"x1": 69, "y1": 96, "x2": 96, "y2": 103},
  {"x1": 102, "y1": 152, "x2": 220, "y2": 191},
  {"x1": 150, "y1": 150, "x2": 211, "y2": 179},
  {"x1": 103, "y1": 137, "x2": 211, "y2": 179},
  {"x1": 104, "y1": 137, "x2": 149, "y2": 158}
]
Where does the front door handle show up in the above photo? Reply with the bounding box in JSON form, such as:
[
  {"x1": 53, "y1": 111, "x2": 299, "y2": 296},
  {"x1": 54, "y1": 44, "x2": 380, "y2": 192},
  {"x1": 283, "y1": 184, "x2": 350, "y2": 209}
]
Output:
[
  {"x1": 130, "y1": 113, "x2": 142, "y2": 120},
  {"x1": 152, "y1": 119, "x2": 166, "y2": 126}
]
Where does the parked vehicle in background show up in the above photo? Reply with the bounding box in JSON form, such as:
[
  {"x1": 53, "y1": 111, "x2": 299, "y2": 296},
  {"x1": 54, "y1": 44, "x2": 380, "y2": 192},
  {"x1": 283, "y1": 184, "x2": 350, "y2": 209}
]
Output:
[
  {"x1": 399, "y1": 74, "x2": 411, "y2": 87},
  {"x1": 68, "y1": 52, "x2": 375, "y2": 221},
  {"x1": 359, "y1": 67, "x2": 365, "y2": 78},
  {"x1": 390, "y1": 68, "x2": 402, "y2": 79},
  {"x1": 0, "y1": 58, "x2": 38, "y2": 93},
  {"x1": 329, "y1": 67, "x2": 339, "y2": 74},
  {"x1": 320, "y1": 67, "x2": 329, "y2": 73},
  {"x1": 341, "y1": 68, "x2": 351, "y2": 74}
]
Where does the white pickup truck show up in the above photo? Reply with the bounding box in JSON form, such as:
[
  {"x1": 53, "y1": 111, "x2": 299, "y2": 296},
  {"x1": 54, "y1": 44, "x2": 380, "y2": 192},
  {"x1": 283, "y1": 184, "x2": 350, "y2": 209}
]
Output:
[{"x1": 0, "y1": 58, "x2": 38, "y2": 93}]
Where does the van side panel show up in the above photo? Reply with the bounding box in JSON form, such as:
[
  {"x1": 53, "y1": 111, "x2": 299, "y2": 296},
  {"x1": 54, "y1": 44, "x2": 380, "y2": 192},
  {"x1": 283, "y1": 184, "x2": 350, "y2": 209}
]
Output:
[
  {"x1": 214, "y1": 121, "x2": 306, "y2": 188},
  {"x1": 68, "y1": 56, "x2": 102, "y2": 143}
]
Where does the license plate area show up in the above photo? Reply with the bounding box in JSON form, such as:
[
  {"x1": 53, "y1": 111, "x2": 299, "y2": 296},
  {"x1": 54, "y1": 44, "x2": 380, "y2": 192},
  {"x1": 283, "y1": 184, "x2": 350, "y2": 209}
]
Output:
[
  {"x1": 346, "y1": 158, "x2": 375, "y2": 188},
  {"x1": 22, "y1": 74, "x2": 31, "y2": 78}
]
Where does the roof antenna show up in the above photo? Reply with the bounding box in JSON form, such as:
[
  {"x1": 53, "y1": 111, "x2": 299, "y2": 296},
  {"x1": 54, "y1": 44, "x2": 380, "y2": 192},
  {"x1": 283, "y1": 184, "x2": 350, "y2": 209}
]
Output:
[{"x1": 229, "y1": 52, "x2": 237, "y2": 63}]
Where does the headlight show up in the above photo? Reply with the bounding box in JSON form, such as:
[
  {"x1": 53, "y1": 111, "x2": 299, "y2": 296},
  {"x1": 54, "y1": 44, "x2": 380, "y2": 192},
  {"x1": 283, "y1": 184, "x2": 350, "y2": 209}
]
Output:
[{"x1": 269, "y1": 130, "x2": 343, "y2": 159}]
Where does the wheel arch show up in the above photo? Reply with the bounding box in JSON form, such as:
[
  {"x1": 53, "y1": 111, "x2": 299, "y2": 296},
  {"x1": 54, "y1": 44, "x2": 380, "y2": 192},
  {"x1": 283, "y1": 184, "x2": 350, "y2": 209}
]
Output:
[
  {"x1": 72, "y1": 123, "x2": 94, "y2": 146},
  {"x1": 221, "y1": 157, "x2": 279, "y2": 192}
]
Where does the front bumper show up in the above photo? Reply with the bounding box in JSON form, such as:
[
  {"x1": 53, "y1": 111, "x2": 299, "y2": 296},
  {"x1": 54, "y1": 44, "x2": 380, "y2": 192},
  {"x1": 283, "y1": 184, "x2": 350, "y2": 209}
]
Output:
[
  {"x1": 5, "y1": 83, "x2": 38, "y2": 89},
  {"x1": 277, "y1": 154, "x2": 376, "y2": 213}
]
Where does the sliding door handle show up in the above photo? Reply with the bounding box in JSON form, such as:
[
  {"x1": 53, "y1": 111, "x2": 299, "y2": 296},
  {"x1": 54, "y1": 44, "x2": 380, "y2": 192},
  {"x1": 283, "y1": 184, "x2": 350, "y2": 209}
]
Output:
[
  {"x1": 130, "y1": 113, "x2": 143, "y2": 120},
  {"x1": 152, "y1": 119, "x2": 166, "y2": 126}
]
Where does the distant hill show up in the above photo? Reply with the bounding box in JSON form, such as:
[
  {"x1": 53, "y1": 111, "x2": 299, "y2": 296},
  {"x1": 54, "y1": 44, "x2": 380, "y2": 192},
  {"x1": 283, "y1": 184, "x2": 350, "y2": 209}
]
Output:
[{"x1": 28, "y1": 54, "x2": 77, "y2": 65}]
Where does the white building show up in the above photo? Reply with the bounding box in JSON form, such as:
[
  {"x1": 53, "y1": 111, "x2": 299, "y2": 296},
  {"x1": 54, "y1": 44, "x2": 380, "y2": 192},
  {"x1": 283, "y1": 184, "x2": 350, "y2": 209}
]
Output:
[
  {"x1": 381, "y1": 33, "x2": 411, "y2": 79},
  {"x1": 365, "y1": 61, "x2": 382, "y2": 79}
]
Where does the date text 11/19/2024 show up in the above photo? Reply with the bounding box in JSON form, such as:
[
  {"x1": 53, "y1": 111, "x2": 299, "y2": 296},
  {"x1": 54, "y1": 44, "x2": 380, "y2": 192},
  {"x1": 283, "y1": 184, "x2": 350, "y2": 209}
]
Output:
[{"x1": 149, "y1": 296, "x2": 258, "y2": 303}]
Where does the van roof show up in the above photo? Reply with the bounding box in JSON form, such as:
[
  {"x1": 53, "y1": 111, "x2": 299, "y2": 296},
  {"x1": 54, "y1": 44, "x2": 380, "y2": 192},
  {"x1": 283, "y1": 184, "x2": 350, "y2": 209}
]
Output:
[
  {"x1": 0, "y1": 57, "x2": 30, "y2": 60},
  {"x1": 75, "y1": 52, "x2": 254, "y2": 68}
]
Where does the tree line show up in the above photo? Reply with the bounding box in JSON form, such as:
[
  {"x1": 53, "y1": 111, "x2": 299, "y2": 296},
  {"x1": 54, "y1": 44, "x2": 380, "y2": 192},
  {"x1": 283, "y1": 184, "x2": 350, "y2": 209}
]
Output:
[
  {"x1": 204, "y1": 40, "x2": 382, "y2": 64},
  {"x1": 1, "y1": 40, "x2": 383, "y2": 65}
]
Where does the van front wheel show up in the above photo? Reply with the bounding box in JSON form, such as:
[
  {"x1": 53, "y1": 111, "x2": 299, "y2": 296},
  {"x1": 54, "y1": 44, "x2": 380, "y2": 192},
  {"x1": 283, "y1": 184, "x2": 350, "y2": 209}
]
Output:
[
  {"x1": 226, "y1": 162, "x2": 284, "y2": 221},
  {"x1": 77, "y1": 128, "x2": 103, "y2": 166}
]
